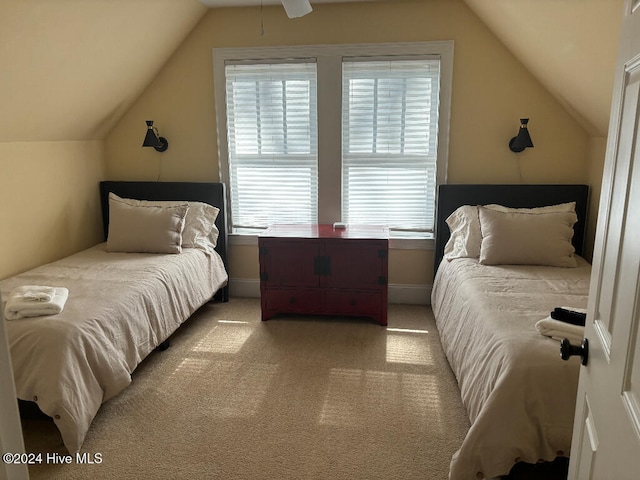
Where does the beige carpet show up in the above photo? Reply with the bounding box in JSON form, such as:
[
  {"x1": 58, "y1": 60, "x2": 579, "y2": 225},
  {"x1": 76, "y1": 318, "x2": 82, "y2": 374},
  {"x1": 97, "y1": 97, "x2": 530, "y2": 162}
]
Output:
[{"x1": 21, "y1": 298, "x2": 470, "y2": 480}]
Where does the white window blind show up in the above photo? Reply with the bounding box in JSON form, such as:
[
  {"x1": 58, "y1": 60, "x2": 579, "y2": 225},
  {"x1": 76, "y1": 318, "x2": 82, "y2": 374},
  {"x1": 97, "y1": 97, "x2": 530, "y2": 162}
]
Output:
[
  {"x1": 342, "y1": 58, "x2": 440, "y2": 233},
  {"x1": 225, "y1": 62, "x2": 318, "y2": 232}
]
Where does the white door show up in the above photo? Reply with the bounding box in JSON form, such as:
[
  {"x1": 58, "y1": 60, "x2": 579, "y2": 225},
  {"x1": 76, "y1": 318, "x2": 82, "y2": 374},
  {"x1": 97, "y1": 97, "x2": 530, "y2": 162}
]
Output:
[
  {"x1": 0, "y1": 293, "x2": 29, "y2": 480},
  {"x1": 568, "y1": 1, "x2": 640, "y2": 478}
]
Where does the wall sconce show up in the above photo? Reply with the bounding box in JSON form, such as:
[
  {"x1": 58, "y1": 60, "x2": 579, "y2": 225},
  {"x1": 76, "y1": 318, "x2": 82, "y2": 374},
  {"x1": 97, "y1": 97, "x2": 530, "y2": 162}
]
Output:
[
  {"x1": 509, "y1": 118, "x2": 534, "y2": 152},
  {"x1": 142, "y1": 120, "x2": 169, "y2": 152}
]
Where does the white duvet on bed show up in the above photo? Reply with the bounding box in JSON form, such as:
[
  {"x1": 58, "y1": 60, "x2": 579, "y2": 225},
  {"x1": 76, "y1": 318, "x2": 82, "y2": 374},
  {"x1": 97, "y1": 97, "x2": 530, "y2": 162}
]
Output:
[
  {"x1": 431, "y1": 256, "x2": 591, "y2": 480},
  {"x1": 0, "y1": 243, "x2": 228, "y2": 454}
]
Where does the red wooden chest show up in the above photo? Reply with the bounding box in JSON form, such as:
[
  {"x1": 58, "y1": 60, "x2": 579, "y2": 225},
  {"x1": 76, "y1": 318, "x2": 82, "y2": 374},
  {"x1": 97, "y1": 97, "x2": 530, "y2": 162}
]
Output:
[{"x1": 258, "y1": 224, "x2": 389, "y2": 325}]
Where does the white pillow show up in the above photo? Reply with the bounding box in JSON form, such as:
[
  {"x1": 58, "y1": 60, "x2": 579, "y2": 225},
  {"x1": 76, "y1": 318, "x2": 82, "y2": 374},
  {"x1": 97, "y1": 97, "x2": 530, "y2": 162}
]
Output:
[
  {"x1": 110, "y1": 194, "x2": 220, "y2": 249},
  {"x1": 106, "y1": 194, "x2": 188, "y2": 254},
  {"x1": 443, "y1": 202, "x2": 576, "y2": 261},
  {"x1": 477, "y1": 207, "x2": 578, "y2": 267},
  {"x1": 443, "y1": 205, "x2": 482, "y2": 259},
  {"x1": 485, "y1": 202, "x2": 576, "y2": 215}
]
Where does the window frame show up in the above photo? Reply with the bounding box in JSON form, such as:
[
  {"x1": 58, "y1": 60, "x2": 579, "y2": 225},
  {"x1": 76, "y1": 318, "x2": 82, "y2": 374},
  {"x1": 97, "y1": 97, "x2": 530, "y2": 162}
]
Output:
[
  {"x1": 224, "y1": 61, "x2": 319, "y2": 233},
  {"x1": 213, "y1": 41, "x2": 453, "y2": 249},
  {"x1": 341, "y1": 56, "x2": 442, "y2": 233}
]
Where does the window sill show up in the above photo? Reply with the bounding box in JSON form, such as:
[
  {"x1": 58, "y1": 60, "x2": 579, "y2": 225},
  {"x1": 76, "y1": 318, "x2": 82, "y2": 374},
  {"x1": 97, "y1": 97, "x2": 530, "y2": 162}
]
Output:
[{"x1": 228, "y1": 233, "x2": 434, "y2": 250}]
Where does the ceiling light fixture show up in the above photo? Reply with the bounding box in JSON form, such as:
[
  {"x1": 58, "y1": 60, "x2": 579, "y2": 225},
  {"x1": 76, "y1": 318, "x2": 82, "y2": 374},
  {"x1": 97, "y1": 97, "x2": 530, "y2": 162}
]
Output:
[{"x1": 281, "y1": 0, "x2": 312, "y2": 18}]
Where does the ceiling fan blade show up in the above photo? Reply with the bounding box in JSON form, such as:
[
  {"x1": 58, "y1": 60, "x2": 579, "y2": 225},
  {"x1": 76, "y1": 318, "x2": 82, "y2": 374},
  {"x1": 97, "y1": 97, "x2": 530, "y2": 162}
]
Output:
[{"x1": 281, "y1": 0, "x2": 313, "y2": 18}]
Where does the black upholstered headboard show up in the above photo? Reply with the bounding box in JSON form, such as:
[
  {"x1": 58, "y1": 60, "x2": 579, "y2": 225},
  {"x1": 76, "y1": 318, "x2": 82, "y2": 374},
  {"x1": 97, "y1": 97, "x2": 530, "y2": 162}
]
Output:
[
  {"x1": 434, "y1": 184, "x2": 590, "y2": 275},
  {"x1": 99, "y1": 181, "x2": 229, "y2": 302}
]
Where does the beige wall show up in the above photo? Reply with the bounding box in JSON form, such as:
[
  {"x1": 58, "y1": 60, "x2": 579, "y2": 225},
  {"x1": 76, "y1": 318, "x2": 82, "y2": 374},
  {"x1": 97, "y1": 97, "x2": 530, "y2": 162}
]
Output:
[
  {"x1": 105, "y1": 0, "x2": 593, "y2": 290},
  {"x1": 0, "y1": 141, "x2": 106, "y2": 279},
  {"x1": 0, "y1": 0, "x2": 206, "y2": 281}
]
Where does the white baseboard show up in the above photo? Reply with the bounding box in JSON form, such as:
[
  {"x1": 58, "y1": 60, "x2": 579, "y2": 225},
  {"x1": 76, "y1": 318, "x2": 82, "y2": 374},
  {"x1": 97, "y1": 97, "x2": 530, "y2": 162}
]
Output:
[
  {"x1": 388, "y1": 283, "x2": 432, "y2": 305},
  {"x1": 228, "y1": 278, "x2": 431, "y2": 305},
  {"x1": 229, "y1": 278, "x2": 261, "y2": 298}
]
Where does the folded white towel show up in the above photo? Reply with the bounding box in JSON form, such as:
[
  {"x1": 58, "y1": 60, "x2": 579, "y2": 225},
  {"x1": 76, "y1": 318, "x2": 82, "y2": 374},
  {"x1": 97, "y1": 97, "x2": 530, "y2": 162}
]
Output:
[
  {"x1": 536, "y1": 308, "x2": 586, "y2": 344},
  {"x1": 4, "y1": 286, "x2": 69, "y2": 320},
  {"x1": 14, "y1": 285, "x2": 57, "y2": 302}
]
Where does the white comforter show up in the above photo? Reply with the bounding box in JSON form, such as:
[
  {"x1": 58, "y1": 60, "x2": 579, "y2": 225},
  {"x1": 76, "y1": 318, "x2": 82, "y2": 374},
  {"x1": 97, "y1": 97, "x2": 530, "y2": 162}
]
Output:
[
  {"x1": 0, "y1": 243, "x2": 228, "y2": 454},
  {"x1": 431, "y1": 256, "x2": 591, "y2": 480}
]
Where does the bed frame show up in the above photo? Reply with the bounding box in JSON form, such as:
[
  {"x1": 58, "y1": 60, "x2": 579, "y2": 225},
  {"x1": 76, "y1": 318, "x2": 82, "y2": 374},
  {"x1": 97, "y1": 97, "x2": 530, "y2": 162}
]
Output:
[
  {"x1": 434, "y1": 184, "x2": 590, "y2": 275},
  {"x1": 432, "y1": 183, "x2": 591, "y2": 478},
  {"x1": 18, "y1": 182, "x2": 229, "y2": 421},
  {"x1": 99, "y1": 181, "x2": 229, "y2": 302}
]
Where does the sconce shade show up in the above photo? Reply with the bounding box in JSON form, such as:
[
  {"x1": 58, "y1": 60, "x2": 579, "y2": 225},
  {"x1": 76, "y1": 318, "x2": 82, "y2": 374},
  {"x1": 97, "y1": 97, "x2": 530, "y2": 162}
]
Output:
[
  {"x1": 509, "y1": 118, "x2": 534, "y2": 153},
  {"x1": 142, "y1": 120, "x2": 168, "y2": 152}
]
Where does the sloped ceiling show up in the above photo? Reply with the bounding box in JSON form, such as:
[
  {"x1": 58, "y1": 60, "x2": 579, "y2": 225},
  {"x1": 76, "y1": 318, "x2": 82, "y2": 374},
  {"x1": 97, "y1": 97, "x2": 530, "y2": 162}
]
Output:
[
  {"x1": 463, "y1": 0, "x2": 623, "y2": 137},
  {"x1": 0, "y1": 0, "x2": 623, "y2": 143},
  {"x1": 198, "y1": 0, "x2": 623, "y2": 137},
  {"x1": 0, "y1": 0, "x2": 207, "y2": 142}
]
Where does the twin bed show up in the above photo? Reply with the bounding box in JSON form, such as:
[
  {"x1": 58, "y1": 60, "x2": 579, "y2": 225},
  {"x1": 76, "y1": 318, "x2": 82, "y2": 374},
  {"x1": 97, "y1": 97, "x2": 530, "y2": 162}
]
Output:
[
  {"x1": 1, "y1": 181, "x2": 229, "y2": 454},
  {"x1": 431, "y1": 184, "x2": 591, "y2": 479},
  {"x1": 2, "y1": 180, "x2": 590, "y2": 478}
]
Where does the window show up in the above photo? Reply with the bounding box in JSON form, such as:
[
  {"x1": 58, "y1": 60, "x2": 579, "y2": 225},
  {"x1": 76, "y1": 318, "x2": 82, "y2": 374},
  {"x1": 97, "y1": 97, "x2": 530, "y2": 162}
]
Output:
[
  {"x1": 224, "y1": 62, "x2": 318, "y2": 233},
  {"x1": 214, "y1": 42, "x2": 452, "y2": 241},
  {"x1": 342, "y1": 59, "x2": 440, "y2": 233}
]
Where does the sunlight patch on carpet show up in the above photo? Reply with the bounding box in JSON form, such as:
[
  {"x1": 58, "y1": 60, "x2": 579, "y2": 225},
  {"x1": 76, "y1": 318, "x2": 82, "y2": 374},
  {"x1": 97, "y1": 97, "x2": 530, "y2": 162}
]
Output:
[
  {"x1": 192, "y1": 321, "x2": 253, "y2": 354},
  {"x1": 385, "y1": 332, "x2": 434, "y2": 365},
  {"x1": 201, "y1": 361, "x2": 279, "y2": 418},
  {"x1": 319, "y1": 368, "x2": 444, "y2": 432}
]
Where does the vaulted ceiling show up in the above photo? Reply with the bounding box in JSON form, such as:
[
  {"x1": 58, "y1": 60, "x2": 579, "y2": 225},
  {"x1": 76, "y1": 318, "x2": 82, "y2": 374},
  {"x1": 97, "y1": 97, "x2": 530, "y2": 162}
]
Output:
[
  {"x1": 464, "y1": 0, "x2": 622, "y2": 137},
  {"x1": 0, "y1": 0, "x2": 622, "y2": 143},
  {"x1": 0, "y1": 0, "x2": 208, "y2": 142}
]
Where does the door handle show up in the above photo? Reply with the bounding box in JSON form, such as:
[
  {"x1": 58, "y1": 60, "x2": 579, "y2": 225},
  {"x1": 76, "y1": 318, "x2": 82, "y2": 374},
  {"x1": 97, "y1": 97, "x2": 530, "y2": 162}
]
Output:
[{"x1": 560, "y1": 338, "x2": 589, "y2": 366}]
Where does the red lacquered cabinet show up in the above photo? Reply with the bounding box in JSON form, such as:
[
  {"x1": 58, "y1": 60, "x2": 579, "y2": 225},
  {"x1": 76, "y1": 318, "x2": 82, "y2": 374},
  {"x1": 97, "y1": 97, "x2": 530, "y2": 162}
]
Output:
[{"x1": 259, "y1": 224, "x2": 389, "y2": 325}]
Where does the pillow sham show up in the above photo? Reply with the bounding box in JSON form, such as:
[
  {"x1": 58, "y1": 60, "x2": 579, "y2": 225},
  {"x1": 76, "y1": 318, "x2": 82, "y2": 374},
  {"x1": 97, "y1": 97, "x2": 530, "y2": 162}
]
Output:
[
  {"x1": 106, "y1": 194, "x2": 188, "y2": 254},
  {"x1": 111, "y1": 194, "x2": 220, "y2": 249},
  {"x1": 443, "y1": 205, "x2": 482, "y2": 259},
  {"x1": 477, "y1": 207, "x2": 578, "y2": 267},
  {"x1": 443, "y1": 201, "x2": 576, "y2": 261},
  {"x1": 485, "y1": 202, "x2": 576, "y2": 215}
]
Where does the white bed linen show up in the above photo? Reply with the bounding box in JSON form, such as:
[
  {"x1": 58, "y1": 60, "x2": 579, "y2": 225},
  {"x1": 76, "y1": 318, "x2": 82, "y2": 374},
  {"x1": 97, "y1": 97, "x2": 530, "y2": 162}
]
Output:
[
  {"x1": 0, "y1": 243, "x2": 228, "y2": 454},
  {"x1": 431, "y1": 256, "x2": 591, "y2": 480}
]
